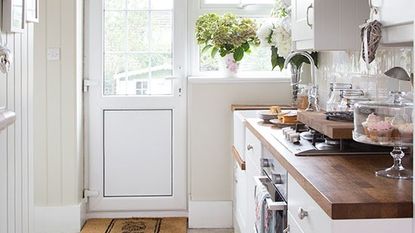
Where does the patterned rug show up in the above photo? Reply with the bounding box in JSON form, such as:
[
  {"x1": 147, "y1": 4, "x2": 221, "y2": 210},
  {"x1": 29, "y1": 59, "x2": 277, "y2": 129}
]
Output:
[{"x1": 81, "y1": 218, "x2": 187, "y2": 233}]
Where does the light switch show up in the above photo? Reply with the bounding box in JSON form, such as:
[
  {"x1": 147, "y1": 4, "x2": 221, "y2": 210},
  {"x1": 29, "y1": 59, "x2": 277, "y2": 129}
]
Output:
[{"x1": 47, "y1": 48, "x2": 60, "y2": 61}]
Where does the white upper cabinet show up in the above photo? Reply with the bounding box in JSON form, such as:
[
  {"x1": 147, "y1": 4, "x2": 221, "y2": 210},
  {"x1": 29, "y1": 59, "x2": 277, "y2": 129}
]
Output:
[
  {"x1": 374, "y1": 0, "x2": 414, "y2": 44},
  {"x1": 292, "y1": 0, "x2": 369, "y2": 51}
]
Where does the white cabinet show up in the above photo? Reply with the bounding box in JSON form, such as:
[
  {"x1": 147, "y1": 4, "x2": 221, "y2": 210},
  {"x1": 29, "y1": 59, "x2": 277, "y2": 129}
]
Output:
[
  {"x1": 234, "y1": 161, "x2": 247, "y2": 233},
  {"x1": 292, "y1": 0, "x2": 369, "y2": 51},
  {"x1": 233, "y1": 111, "x2": 259, "y2": 233},
  {"x1": 245, "y1": 129, "x2": 262, "y2": 233},
  {"x1": 288, "y1": 211, "x2": 305, "y2": 233},
  {"x1": 287, "y1": 175, "x2": 331, "y2": 233},
  {"x1": 376, "y1": 0, "x2": 414, "y2": 44},
  {"x1": 287, "y1": 174, "x2": 412, "y2": 233}
]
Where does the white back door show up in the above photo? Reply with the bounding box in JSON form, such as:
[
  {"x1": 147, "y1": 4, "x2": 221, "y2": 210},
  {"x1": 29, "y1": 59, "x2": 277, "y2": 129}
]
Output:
[{"x1": 86, "y1": 0, "x2": 187, "y2": 212}]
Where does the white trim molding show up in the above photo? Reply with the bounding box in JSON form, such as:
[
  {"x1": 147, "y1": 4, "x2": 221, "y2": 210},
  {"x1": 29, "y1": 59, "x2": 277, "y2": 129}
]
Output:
[
  {"x1": 35, "y1": 203, "x2": 86, "y2": 233},
  {"x1": 188, "y1": 201, "x2": 233, "y2": 228}
]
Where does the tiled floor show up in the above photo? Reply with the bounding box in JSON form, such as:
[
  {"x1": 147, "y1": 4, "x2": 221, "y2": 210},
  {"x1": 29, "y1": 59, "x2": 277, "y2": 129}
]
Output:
[{"x1": 188, "y1": 229, "x2": 234, "y2": 233}]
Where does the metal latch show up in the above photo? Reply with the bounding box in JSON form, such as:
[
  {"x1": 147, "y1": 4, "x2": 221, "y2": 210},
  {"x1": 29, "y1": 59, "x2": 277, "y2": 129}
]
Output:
[
  {"x1": 83, "y1": 79, "x2": 96, "y2": 92},
  {"x1": 83, "y1": 189, "x2": 99, "y2": 200}
]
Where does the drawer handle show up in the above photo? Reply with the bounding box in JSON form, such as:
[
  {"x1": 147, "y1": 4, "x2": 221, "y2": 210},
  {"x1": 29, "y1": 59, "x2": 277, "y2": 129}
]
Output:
[
  {"x1": 298, "y1": 207, "x2": 309, "y2": 220},
  {"x1": 306, "y1": 3, "x2": 313, "y2": 28},
  {"x1": 247, "y1": 144, "x2": 253, "y2": 151},
  {"x1": 283, "y1": 225, "x2": 290, "y2": 233}
]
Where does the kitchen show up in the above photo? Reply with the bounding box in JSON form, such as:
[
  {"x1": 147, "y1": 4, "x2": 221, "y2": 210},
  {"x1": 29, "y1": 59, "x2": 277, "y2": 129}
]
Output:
[{"x1": 0, "y1": 0, "x2": 413, "y2": 233}]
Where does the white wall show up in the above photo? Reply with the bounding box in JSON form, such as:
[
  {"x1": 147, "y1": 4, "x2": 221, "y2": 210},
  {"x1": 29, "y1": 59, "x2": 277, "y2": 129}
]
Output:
[
  {"x1": 0, "y1": 11, "x2": 35, "y2": 233},
  {"x1": 188, "y1": 79, "x2": 291, "y2": 227},
  {"x1": 33, "y1": 0, "x2": 84, "y2": 231}
]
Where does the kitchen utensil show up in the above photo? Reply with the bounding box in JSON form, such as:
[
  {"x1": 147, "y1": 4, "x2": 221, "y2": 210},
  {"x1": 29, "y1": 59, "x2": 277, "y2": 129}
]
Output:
[{"x1": 384, "y1": 67, "x2": 414, "y2": 86}]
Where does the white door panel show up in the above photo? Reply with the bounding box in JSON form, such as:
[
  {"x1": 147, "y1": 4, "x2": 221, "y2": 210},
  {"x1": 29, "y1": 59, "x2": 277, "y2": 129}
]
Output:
[
  {"x1": 104, "y1": 110, "x2": 172, "y2": 197},
  {"x1": 86, "y1": 0, "x2": 187, "y2": 212}
]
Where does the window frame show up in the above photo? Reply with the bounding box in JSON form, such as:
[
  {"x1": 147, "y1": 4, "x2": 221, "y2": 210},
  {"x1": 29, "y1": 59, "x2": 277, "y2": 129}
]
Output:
[{"x1": 188, "y1": 0, "x2": 290, "y2": 78}]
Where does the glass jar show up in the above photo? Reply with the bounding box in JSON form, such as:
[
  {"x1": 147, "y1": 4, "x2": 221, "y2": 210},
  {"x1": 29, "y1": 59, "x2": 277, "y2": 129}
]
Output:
[
  {"x1": 296, "y1": 85, "x2": 309, "y2": 110},
  {"x1": 326, "y1": 83, "x2": 352, "y2": 111}
]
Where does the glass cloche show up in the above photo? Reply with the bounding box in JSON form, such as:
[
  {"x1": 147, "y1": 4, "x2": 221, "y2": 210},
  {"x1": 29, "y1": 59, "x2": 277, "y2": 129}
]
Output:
[{"x1": 353, "y1": 92, "x2": 413, "y2": 179}]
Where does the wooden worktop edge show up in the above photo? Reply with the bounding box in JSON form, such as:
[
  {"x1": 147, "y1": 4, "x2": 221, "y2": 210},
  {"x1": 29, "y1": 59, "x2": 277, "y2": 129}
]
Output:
[{"x1": 244, "y1": 119, "x2": 413, "y2": 219}]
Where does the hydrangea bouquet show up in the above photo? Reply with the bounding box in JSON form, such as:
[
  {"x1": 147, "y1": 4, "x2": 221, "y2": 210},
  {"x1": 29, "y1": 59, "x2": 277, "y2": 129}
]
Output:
[
  {"x1": 257, "y1": 0, "x2": 318, "y2": 70},
  {"x1": 195, "y1": 13, "x2": 259, "y2": 76}
]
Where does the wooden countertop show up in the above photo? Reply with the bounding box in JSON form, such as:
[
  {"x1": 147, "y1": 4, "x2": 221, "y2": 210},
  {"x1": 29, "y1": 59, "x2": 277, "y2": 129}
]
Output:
[
  {"x1": 245, "y1": 118, "x2": 413, "y2": 219},
  {"x1": 231, "y1": 104, "x2": 276, "y2": 111}
]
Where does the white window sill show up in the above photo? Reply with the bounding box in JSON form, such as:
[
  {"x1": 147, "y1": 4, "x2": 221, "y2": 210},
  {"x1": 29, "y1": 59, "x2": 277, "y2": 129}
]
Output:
[{"x1": 187, "y1": 76, "x2": 291, "y2": 84}]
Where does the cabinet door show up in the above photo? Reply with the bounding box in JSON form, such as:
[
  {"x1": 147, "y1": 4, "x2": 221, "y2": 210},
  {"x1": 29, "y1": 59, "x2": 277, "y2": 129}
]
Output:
[
  {"x1": 288, "y1": 211, "x2": 305, "y2": 233},
  {"x1": 234, "y1": 162, "x2": 247, "y2": 233},
  {"x1": 292, "y1": 0, "x2": 314, "y2": 48}
]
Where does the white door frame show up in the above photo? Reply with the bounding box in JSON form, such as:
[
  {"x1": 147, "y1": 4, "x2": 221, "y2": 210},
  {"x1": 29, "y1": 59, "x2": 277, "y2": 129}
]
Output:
[{"x1": 84, "y1": 0, "x2": 188, "y2": 213}]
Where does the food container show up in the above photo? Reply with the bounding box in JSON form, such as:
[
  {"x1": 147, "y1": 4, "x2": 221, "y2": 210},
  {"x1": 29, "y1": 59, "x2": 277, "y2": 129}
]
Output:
[{"x1": 353, "y1": 92, "x2": 413, "y2": 179}]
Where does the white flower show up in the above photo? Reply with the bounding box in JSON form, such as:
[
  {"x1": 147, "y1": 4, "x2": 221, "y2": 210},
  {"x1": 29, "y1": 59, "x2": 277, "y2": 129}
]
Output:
[
  {"x1": 257, "y1": 20, "x2": 275, "y2": 47},
  {"x1": 272, "y1": 24, "x2": 292, "y2": 58}
]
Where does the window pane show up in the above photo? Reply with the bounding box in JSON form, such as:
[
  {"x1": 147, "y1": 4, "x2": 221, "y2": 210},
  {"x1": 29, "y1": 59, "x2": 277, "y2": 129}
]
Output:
[
  {"x1": 203, "y1": 0, "x2": 240, "y2": 4},
  {"x1": 151, "y1": 53, "x2": 172, "y2": 79},
  {"x1": 151, "y1": 12, "x2": 172, "y2": 52},
  {"x1": 104, "y1": 0, "x2": 174, "y2": 96},
  {"x1": 128, "y1": 12, "x2": 149, "y2": 52},
  {"x1": 151, "y1": 0, "x2": 173, "y2": 10},
  {"x1": 105, "y1": 11, "x2": 126, "y2": 52},
  {"x1": 105, "y1": 0, "x2": 125, "y2": 10},
  {"x1": 127, "y1": 0, "x2": 148, "y2": 9},
  {"x1": 104, "y1": 54, "x2": 125, "y2": 95}
]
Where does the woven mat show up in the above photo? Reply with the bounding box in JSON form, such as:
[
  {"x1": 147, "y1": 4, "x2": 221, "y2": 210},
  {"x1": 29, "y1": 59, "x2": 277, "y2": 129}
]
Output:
[{"x1": 81, "y1": 218, "x2": 187, "y2": 233}]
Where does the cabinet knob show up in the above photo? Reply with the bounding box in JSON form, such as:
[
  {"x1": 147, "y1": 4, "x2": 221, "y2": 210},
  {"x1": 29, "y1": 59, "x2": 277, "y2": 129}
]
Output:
[
  {"x1": 260, "y1": 158, "x2": 270, "y2": 167},
  {"x1": 247, "y1": 144, "x2": 253, "y2": 151},
  {"x1": 298, "y1": 207, "x2": 309, "y2": 220}
]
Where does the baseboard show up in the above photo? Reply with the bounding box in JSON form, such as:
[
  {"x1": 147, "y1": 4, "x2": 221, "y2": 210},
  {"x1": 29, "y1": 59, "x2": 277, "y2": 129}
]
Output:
[
  {"x1": 35, "y1": 202, "x2": 86, "y2": 233},
  {"x1": 86, "y1": 210, "x2": 188, "y2": 219},
  {"x1": 188, "y1": 201, "x2": 233, "y2": 228}
]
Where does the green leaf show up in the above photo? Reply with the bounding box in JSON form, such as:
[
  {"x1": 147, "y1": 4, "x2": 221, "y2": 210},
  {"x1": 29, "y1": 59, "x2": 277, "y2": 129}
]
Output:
[
  {"x1": 241, "y1": 42, "x2": 250, "y2": 52},
  {"x1": 289, "y1": 51, "x2": 319, "y2": 69},
  {"x1": 202, "y1": 45, "x2": 213, "y2": 54},
  {"x1": 271, "y1": 46, "x2": 286, "y2": 71},
  {"x1": 233, "y1": 47, "x2": 244, "y2": 61},
  {"x1": 211, "y1": 47, "x2": 219, "y2": 58}
]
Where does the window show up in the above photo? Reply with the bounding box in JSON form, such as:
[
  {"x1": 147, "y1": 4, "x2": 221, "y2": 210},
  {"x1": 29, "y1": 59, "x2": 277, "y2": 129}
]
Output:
[
  {"x1": 103, "y1": 0, "x2": 174, "y2": 96},
  {"x1": 191, "y1": 0, "x2": 290, "y2": 76}
]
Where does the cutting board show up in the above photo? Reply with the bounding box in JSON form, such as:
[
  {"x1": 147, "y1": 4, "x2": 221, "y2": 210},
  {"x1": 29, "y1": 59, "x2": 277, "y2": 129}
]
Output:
[{"x1": 297, "y1": 111, "x2": 354, "y2": 139}]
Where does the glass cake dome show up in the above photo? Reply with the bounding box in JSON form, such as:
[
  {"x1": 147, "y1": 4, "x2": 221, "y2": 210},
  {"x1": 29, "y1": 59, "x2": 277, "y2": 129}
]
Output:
[{"x1": 353, "y1": 92, "x2": 413, "y2": 179}]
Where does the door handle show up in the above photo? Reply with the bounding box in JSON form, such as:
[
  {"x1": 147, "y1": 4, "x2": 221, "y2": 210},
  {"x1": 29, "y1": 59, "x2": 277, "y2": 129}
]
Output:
[
  {"x1": 306, "y1": 4, "x2": 313, "y2": 28},
  {"x1": 164, "y1": 76, "x2": 183, "y2": 97}
]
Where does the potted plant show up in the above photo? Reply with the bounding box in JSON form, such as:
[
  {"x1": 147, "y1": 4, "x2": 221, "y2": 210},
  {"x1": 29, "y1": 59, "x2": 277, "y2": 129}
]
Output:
[{"x1": 195, "y1": 13, "x2": 259, "y2": 77}]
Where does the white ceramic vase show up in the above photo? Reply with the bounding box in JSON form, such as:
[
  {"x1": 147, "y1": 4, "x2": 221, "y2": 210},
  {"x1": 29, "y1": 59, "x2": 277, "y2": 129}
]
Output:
[{"x1": 222, "y1": 53, "x2": 240, "y2": 78}]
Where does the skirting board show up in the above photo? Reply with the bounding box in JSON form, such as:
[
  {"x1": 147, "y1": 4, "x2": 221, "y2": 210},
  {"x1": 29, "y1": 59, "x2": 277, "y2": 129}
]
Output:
[
  {"x1": 35, "y1": 202, "x2": 86, "y2": 233},
  {"x1": 188, "y1": 201, "x2": 233, "y2": 228}
]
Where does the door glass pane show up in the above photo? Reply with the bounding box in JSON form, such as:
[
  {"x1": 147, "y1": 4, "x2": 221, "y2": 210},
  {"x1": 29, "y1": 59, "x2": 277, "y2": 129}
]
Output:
[{"x1": 104, "y1": 0, "x2": 174, "y2": 96}]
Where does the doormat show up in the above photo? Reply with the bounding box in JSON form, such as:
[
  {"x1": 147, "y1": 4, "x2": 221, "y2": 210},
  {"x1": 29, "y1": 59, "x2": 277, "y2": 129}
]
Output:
[{"x1": 81, "y1": 217, "x2": 187, "y2": 233}]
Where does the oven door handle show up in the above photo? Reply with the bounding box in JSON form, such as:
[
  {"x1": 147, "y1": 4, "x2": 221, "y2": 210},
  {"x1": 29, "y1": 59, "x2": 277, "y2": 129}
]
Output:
[{"x1": 254, "y1": 176, "x2": 287, "y2": 211}]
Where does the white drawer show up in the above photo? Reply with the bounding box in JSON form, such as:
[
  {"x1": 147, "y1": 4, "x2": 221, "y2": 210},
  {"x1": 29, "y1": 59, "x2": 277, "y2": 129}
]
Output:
[
  {"x1": 288, "y1": 211, "x2": 305, "y2": 233},
  {"x1": 245, "y1": 128, "x2": 262, "y2": 169},
  {"x1": 288, "y1": 175, "x2": 331, "y2": 233},
  {"x1": 233, "y1": 110, "x2": 258, "y2": 160}
]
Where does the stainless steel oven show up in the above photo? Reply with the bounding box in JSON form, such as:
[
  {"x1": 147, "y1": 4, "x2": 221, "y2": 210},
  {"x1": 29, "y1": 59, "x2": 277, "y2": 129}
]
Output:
[{"x1": 254, "y1": 148, "x2": 288, "y2": 233}]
